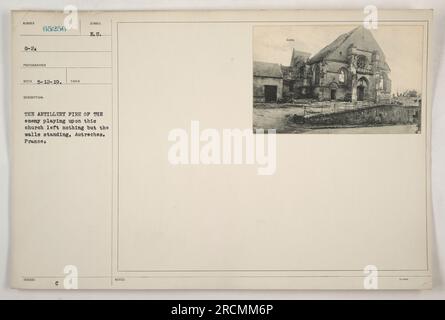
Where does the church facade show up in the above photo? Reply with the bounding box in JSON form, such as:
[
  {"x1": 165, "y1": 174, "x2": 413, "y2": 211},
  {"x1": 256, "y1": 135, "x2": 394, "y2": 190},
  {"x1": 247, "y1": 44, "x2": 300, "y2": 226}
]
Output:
[{"x1": 254, "y1": 26, "x2": 392, "y2": 103}]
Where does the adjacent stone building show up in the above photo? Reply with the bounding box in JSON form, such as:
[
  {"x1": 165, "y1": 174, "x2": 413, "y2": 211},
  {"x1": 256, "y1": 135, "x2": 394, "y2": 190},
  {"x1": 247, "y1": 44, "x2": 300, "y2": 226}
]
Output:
[
  {"x1": 253, "y1": 61, "x2": 283, "y2": 102},
  {"x1": 253, "y1": 26, "x2": 392, "y2": 103}
]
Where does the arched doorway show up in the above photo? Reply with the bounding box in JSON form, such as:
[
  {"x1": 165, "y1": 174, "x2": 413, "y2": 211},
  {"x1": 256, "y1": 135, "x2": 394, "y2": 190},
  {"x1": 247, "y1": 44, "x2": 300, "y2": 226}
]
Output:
[
  {"x1": 329, "y1": 82, "x2": 338, "y2": 101},
  {"x1": 314, "y1": 64, "x2": 320, "y2": 85},
  {"x1": 357, "y1": 77, "x2": 368, "y2": 101}
]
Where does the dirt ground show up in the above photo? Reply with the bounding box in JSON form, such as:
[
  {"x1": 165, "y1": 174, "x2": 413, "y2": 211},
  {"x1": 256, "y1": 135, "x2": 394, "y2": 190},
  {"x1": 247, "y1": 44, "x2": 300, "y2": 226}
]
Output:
[
  {"x1": 253, "y1": 106, "x2": 304, "y2": 132},
  {"x1": 253, "y1": 106, "x2": 420, "y2": 134},
  {"x1": 305, "y1": 125, "x2": 419, "y2": 134}
]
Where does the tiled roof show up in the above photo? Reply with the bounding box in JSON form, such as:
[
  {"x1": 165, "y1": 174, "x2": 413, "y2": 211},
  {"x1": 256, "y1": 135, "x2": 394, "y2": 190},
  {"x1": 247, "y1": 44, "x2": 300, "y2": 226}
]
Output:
[{"x1": 253, "y1": 61, "x2": 283, "y2": 78}]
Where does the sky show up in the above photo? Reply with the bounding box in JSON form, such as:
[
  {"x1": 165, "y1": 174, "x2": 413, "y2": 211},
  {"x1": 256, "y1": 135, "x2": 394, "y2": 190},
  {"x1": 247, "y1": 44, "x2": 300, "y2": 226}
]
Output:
[{"x1": 253, "y1": 24, "x2": 425, "y2": 93}]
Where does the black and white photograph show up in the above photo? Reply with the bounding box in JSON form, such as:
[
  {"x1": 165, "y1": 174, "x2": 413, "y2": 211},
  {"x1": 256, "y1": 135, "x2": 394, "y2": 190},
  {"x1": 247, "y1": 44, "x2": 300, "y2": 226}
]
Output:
[
  {"x1": 253, "y1": 24, "x2": 424, "y2": 133},
  {"x1": 1, "y1": 2, "x2": 445, "y2": 302}
]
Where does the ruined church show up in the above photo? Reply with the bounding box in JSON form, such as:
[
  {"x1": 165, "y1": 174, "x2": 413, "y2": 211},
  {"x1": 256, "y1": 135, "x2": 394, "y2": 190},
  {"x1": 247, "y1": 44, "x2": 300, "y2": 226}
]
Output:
[{"x1": 253, "y1": 26, "x2": 392, "y2": 103}]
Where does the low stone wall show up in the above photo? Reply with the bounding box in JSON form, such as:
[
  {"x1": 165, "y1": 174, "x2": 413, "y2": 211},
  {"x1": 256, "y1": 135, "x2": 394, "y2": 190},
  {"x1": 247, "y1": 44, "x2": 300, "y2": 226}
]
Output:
[{"x1": 303, "y1": 105, "x2": 421, "y2": 126}]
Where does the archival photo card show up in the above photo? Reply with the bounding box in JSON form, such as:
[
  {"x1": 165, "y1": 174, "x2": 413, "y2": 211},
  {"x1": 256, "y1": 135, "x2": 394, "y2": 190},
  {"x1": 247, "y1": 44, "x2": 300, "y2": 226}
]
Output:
[
  {"x1": 253, "y1": 24, "x2": 425, "y2": 134},
  {"x1": 10, "y1": 10, "x2": 432, "y2": 290}
]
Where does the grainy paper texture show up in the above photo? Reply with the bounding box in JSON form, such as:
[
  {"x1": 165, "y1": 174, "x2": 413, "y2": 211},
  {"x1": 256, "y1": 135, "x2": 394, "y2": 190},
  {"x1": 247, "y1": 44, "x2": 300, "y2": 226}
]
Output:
[{"x1": 10, "y1": 10, "x2": 432, "y2": 289}]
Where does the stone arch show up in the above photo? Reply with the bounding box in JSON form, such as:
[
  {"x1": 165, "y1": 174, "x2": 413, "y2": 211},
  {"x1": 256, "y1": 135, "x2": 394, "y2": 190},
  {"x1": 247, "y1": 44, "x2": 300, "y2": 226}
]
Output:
[
  {"x1": 313, "y1": 64, "x2": 320, "y2": 85},
  {"x1": 381, "y1": 72, "x2": 391, "y2": 93},
  {"x1": 329, "y1": 82, "x2": 339, "y2": 100},
  {"x1": 338, "y1": 67, "x2": 349, "y2": 85},
  {"x1": 357, "y1": 77, "x2": 369, "y2": 101},
  {"x1": 357, "y1": 55, "x2": 368, "y2": 69},
  {"x1": 329, "y1": 81, "x2": 339, "y2": 89}
]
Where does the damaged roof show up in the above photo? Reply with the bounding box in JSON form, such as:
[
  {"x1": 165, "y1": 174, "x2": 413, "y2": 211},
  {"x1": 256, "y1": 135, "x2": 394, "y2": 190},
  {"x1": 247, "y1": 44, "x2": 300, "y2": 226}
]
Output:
[
  {"x1": 308, "y1": 27, "x2": 358, "y2": 63},
  {"x1": 308, "y1": 26, "x2": 389, "y2": 66}
]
